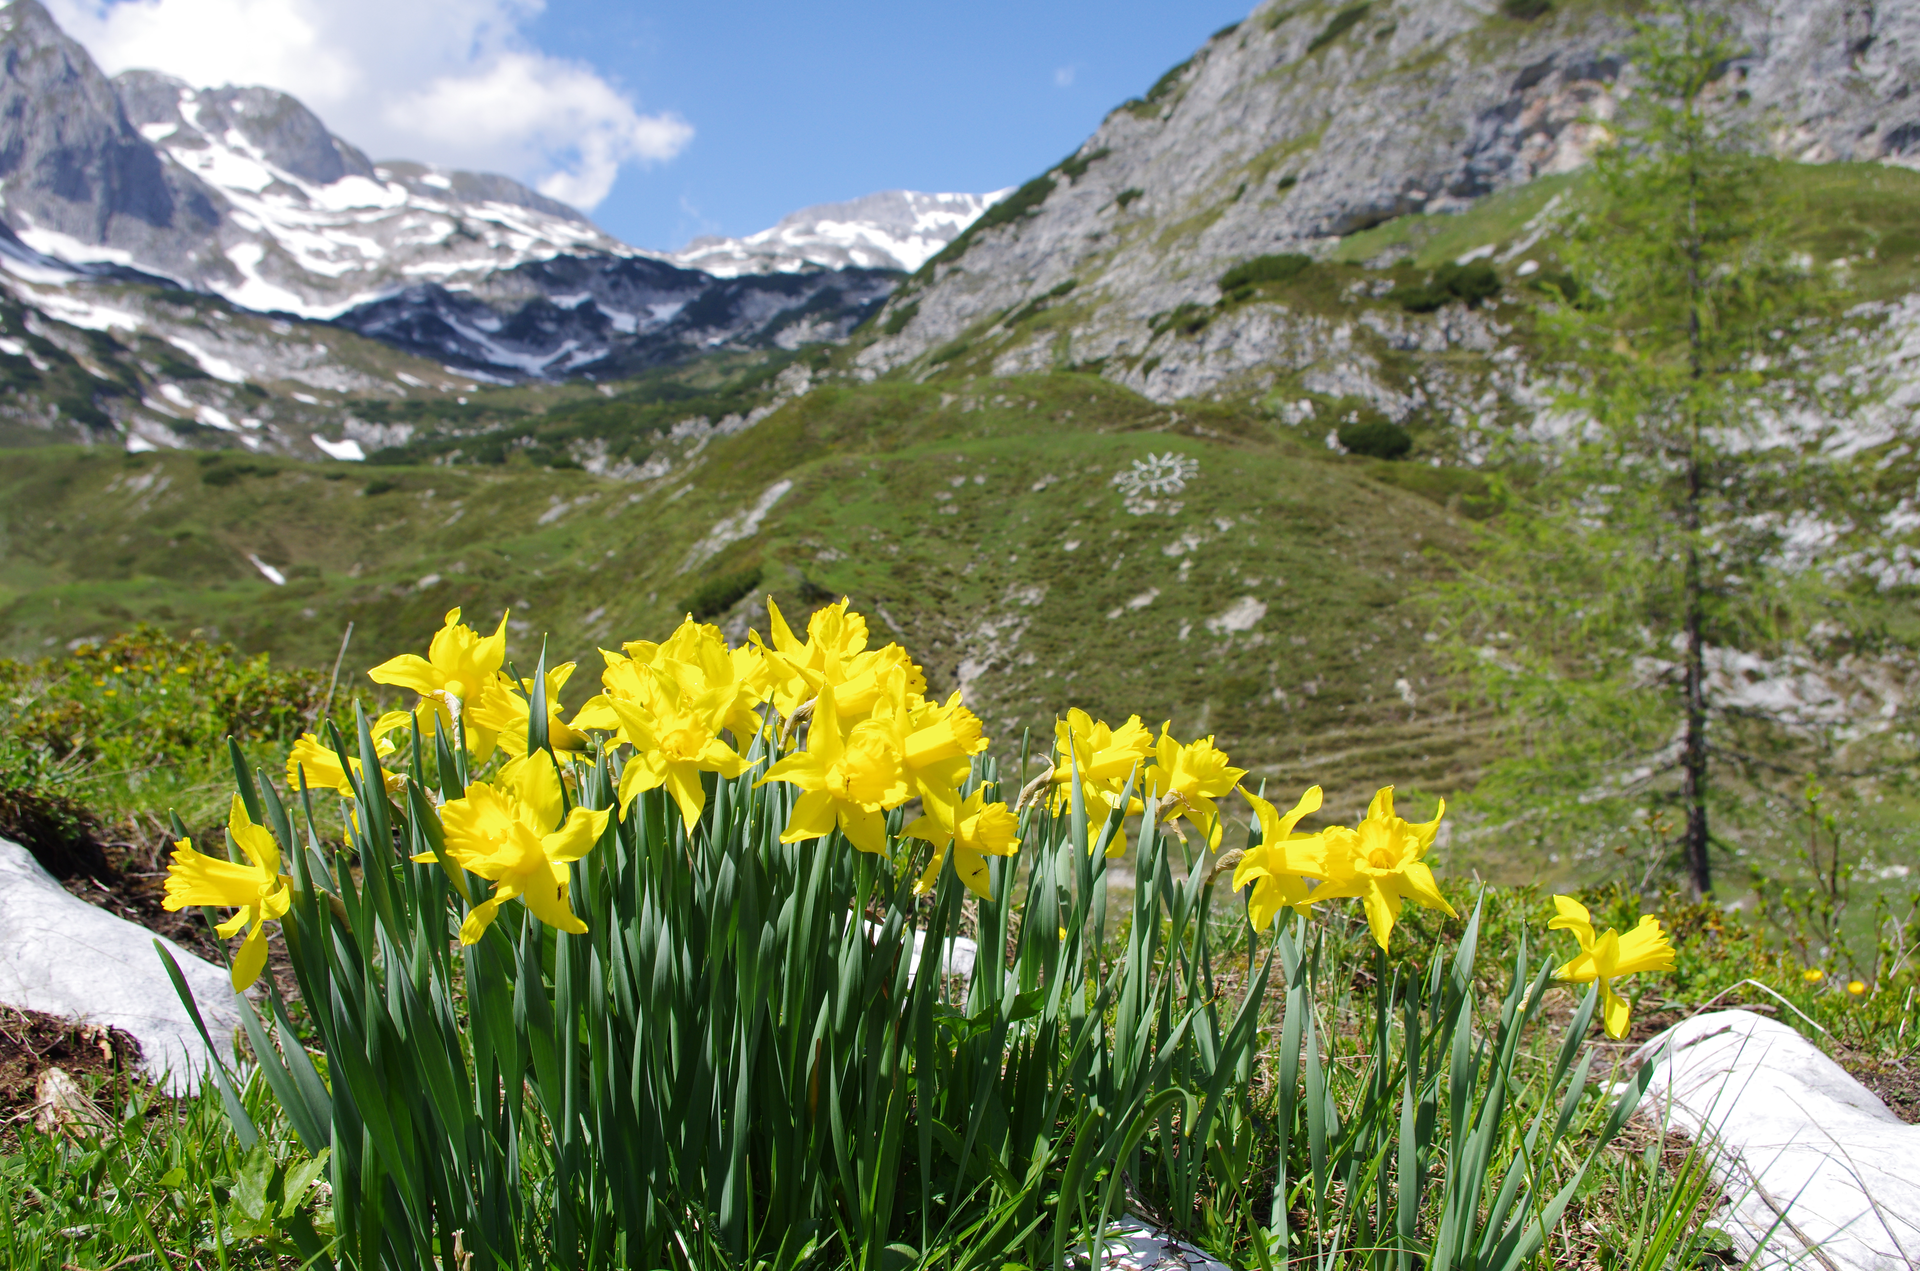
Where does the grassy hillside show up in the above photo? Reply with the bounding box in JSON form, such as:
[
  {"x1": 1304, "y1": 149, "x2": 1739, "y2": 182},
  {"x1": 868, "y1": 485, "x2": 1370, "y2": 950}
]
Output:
[{"x1": 0, "y1": 373, "x2": 1491, "y2": 824}]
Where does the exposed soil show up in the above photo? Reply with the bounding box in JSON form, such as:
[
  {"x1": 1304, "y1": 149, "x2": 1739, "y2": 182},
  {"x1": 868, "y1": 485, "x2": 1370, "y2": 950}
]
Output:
[
  {"x1": 0, "y1": 1006, "x2": 142, "y2": 1138},
  {"x1": 1838, "y1": 1052, "x2": 1920, "y2": 1124}
]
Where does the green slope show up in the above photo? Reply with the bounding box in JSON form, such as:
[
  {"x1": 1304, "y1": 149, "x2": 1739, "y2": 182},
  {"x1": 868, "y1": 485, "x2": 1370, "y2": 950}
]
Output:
[{"x1": 0, "y1": 374, "x2": 1488, "y2": 817}]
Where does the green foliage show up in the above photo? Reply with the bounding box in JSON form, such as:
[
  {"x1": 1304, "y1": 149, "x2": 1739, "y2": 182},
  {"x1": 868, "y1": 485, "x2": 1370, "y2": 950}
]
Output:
[
  {"x1": 1500, "y1": 0, "x2": 1552, "y2": 18},
  {"x1": 1055, "y1": 147, "x2": 1110, "y2": 181},
  {"x1": 1115, "y1": 187, "x2": 1145, "y2": 210},
  {"x1": 676, "y1": 564, "x2": 763, "y2": 621},
  {"x1": 1218, "y1": 253, "x2": 1314, "y2": 293},
  {"x1": 922, "y1": 176, "x2": 1057, "y2": 272},
  {"x1": 1148, "y1": 303, "x2": 1214, "y2": 337},
  {"x1": 1429, "y1": 3, "x2": 1908, "y2": 898},
  {"x1": 881, "y1": 299, "x2": 921, "y2": 336},
  {"x1": 1391, "y1": 260, "x2": 1500, "y2": 312},
  {"x1": 1004, "y1": 279, "x2": 1079, "y2": 328},
  {"x1": 1307, "y1": 2, "x2": 1372, "y2": 54},
  {"x1": 1338, "y1": 417, "x2": 1412, "y2": 459}
]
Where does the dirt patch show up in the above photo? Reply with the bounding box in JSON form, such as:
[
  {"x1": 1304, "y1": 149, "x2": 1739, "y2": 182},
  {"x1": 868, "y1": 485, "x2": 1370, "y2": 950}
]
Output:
[
  {"x1": 1837, "y1": 1052, "x2": 1920, "y2": 1124},
  {"x1": 0, "y1": 1006, "x2": 142, "y2": 1138}
]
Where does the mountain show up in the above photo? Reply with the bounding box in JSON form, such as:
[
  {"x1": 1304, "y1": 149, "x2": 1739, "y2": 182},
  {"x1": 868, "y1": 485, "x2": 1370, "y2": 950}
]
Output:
[
  {"x1": 854, "y1": 0, "x2": 1920, "y2": 406},
  {"x1": 0, "y1": 0, "x2": 996, "y2": 380},
  {"x1": 668, "y1": 190, "x2": 1012, "y2": 277}
]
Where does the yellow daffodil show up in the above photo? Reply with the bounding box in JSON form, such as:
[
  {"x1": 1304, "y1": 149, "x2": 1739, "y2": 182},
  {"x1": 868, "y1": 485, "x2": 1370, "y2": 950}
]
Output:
[
  {"x1": 163, "y1": 795, "x2": 291, "y2": 991},
  {"x1": 469, "y1": 662, "x2": 590, "y2": 758},
  {"x1": 907, "y1": 787, "x2": 1021, "y2": 898},
  {"x1": 1306, "y1": 787, "x2": 1456, "y2": 952},
  {"x1": 1047, "y1": 710, "x2": 1153, "y2": 855},
  {"x1": 1146, "y1": 726, "x2": 1247, "y2": 848},
  {"x1": 757, "y1": 597, "x2": 923, "y2": 719},
  {"x1": 367, "y1": 607, "x2": 511, "y2": 757},
  {"x1": 1548, "y1": 895, "x2": 1676, "y2": 1039},
  {"x1": 422, "y1": 754, "x2": 610, "y2": 944},
  {"x1": 574, "y1": 619, "x2": 770, "y2": 743},
  {"x1": 1231, "y1": 785, "x2": 1327, "y2": 931},
  {"x1": 759, "y1": 684, "x2": 908, "y2": 854},
  {"x1": 607, "y1": 665, "x2": 753, "y2": 831},
  {"x1": 285, "y1": 710, "x2": 412, "y2": 796},
  {"x1": 870, "y1": 667, "x2": 988, "y2": 819}
]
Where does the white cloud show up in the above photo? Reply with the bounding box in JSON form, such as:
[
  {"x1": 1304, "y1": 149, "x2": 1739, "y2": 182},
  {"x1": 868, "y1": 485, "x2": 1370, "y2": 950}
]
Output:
[
  {"x1": 44, "y1": 0, "x2": 691, "y2": 211},
  {"x1": 1054, "y1": 64, "x2": 1076, "y2": 88}
]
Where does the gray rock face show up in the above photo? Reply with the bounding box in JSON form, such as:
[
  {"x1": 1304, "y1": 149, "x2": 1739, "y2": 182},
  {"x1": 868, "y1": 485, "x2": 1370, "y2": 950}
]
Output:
[
  {"x1": 114, "y1": 69, "x2": 376, "y2": 189},
  {"x1": 0, "y1": 835, "x2": 241, "y2": 1095},
  {"x1": 859, "y1": 0, "x2": 1920, "y2": 401}
]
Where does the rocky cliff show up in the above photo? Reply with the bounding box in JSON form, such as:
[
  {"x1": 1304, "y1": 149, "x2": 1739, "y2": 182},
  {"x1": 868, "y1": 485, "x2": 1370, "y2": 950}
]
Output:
[{"x1": 856, "y1": 0, "x2": 1920, "y2": 403}]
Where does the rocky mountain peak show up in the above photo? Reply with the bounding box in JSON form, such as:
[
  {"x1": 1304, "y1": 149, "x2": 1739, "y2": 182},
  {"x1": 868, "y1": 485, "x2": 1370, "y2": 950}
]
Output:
[{"x1": 671, "y1": 189, "x2": 1010, "y2": 276}]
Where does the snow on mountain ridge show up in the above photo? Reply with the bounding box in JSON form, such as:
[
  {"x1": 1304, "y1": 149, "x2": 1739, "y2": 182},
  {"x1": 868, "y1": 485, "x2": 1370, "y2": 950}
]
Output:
[{"x1": 670, "y1": 189, "x2": 1012, "y2": 277}]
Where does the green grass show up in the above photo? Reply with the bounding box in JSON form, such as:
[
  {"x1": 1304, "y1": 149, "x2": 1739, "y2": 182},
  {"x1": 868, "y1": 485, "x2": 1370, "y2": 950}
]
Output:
[{"x1": 0, "y1": 373, "x2": 1491, "y2": 812}]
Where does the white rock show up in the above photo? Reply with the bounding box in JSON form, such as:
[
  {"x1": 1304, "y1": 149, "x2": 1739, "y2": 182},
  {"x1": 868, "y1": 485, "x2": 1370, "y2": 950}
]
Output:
[
  {"x1": 1635, "y1": 1009, "x2": 1920, "y2": 1271},
  {"x1": 0, "y1": 837, "x2": 242, "y2": 1094}
]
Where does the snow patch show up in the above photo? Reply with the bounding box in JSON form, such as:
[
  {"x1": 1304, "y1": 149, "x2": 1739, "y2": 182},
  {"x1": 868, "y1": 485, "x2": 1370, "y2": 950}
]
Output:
[{"x1": 311, "y1": 434, "x2": 366, "y2": 461}]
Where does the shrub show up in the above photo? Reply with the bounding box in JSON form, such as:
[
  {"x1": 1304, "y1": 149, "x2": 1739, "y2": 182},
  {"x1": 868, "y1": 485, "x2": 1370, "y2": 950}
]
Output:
[
  {"x1": 676, "y1": 565, "x2": 763, "y2": 621},
  {"x1": 1307, "y1": 2, "x2": 1371, "y2": 53},
  {"x1": 1392, "y1": 260, "x2": 1501, "y2": 312},
  {"x1": 880, "y1": 299, "x2": 920, "y2": 336},
  {"x1": 1502, "y1": 0, "x2": 1551, "y2": 17},
  {"x1": 1055, "y1": 147, "x2": 1110, "y2": 181},
  {"x1": 1338, "y1": 417, "x2": 1414, "y2": 459},
  {"x1": 1218, "y1": 252, "x2": 1314, "y2": 292},
  {"x1": 1115, "y1": 187, "x2": 1145, "y2": 210}
]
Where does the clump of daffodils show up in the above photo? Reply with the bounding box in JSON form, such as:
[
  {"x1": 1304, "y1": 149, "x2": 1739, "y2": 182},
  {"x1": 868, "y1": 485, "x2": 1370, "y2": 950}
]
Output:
[{"x1": 165, "y1": 597, "x2": 1669, "y2": 1036}]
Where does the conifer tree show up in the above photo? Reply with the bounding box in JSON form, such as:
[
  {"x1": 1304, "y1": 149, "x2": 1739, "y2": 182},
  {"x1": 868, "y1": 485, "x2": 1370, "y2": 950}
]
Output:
[{"x1": 1436, "y1": 1, "x2": 1906, "y2": 897}]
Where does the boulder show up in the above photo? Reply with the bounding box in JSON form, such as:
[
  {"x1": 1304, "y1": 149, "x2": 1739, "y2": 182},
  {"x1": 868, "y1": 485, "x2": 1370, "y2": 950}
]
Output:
[
  {"x1": 1635, "y1": 1009, "x2": 1920, "y2": 1271},
  {"x1": 0, "y1": 836, "x2": 241, "y2": 1094}
]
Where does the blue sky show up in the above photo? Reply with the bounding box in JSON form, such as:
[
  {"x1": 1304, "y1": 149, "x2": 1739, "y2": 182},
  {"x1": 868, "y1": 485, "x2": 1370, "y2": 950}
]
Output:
[{"x1": 527, "y1": 2, "x2": 1253, "y2": 249}]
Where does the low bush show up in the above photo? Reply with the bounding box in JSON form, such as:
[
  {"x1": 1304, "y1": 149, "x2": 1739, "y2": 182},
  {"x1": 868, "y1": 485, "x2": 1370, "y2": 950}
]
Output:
[
  {"x1": 1218, "y1": 252, "x2": 1314, "y2": 292},
  {"x1": 1393, "y1": 259, "x2": 1502, "y2": 312},
  {"x1": 676, "y1": 565, "x2": 763, "y2": 621},
  {"x1": 1339, "y1": 417, "x2": 1414, "y2": 459},
  {"x1": 1307, "y1": 2, "x2": 1371, "y2": 53}
]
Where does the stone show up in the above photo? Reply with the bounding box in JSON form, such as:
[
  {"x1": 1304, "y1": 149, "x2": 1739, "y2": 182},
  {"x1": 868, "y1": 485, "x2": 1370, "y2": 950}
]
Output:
[
  {"x1": 1634, "y1": 1009, "x2": 1920, "y2": 1271},
  {"x1": 0, "y1": 836, "x2": 242, "y2": 1095}
]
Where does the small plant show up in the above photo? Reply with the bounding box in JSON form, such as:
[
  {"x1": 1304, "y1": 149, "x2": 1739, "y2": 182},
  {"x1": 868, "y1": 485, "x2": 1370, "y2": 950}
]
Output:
[
  {"x1": 1392, "y1": 260, "x2": 1501, "y2": 312},
  {"x1": 676, "y1": 564, "x2": 763, "y2": 621},
  {"x1": 1502, "y1": 0, "x2": 1552, "y2": 18},
  {"x1": 881, "y1": 299, "x2": 920, "y2": 335},
  {"x1": 1218, "y1": 253, "x2": 1314, "y2": 294},
  {"x1": 1307, "y1": 2, "x2": 1372, "y2": 53},
  {"x1": 1115, "y1": 187, "x2": 1145, "y2": 210},
  {"x1": 1339, "y1": 417, "x2": 1414, "y2": 459},
  {"x1": 1055, "y1": 147, "x2": 1110, "y2": 181}
]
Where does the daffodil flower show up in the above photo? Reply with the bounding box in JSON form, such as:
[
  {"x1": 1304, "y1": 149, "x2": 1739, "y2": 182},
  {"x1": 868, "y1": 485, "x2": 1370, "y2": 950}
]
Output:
[
  {"x1": 1306, "y1": 786, "x2": 1457, "y2": 952},
  {"x1": 1146, "y1": 726, "x2": 1247, "y2": 848},
  {"x1": 757, "y1": 597, "x2": 923, "y2": 719},
  {"x1": 163, "y1": 795, "x2": 292, "y2": 992},
  {"x1": 469, "y1": 662, "x2": 590, "y2": 758},
  {"x1": 760, "y1": 685, "x2": 908, "y2": 854},
  {"x1": 907, "y1": 787, "x2": 1021, "y2": 899},
  {"x1": 1548, "y1": 895, "x2": 1676, "y2": 1039},
  {"x1": 285, "y1": 710, "x2": 412, "y2": 796},
  {"x1": 367, "y1": 607, "x2": 510, "y2": 758},
  {"x1": 1231, "y1": 785, "x2": 1327, "y2": 931},
  {"x1": 422, "y1": 754, "x2": 610, "y2": 944},
  {"x1": 1047, "y1": 709, "x2": 1153, "y2": 854},
  {"x1": 607, "y1": 664, "x2": 753, "y2": 831},
  {"x1": 869, "y1": 667, "x2": 988, "y2": 822}
]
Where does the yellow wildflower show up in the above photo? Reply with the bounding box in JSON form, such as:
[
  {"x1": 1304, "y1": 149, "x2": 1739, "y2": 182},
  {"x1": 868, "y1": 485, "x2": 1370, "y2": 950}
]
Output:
[
  {"x1": 285, "y1": 710, "x2": 412, "y2": 796},
  {"x1": 1802, "y1": 968, "x2": 1824, "y2": 983},
  {"x1": 469, "y1": 662, "x2": 590, "y2": 758},
  {"x1": 422, "y1": 754, "x2": 610, "y2": 944},
  {"x1": 1047, "y1": 710, "x2": 1153, "y2": 854},
  {"x1": 1230, "y1": 785, "x2": 1327, "y2": 932},
  {"x1": 367, "y1": 607, "x2": 511, "y2": 757},
  {"x1": 1548, "y1": 895, "x2": 1676, "y2": 1039},
  {"x1": 1848, "y1": 979, "x2": 1867, "y2": 996},
  {"x1": 1306, "y1": 787, "x2": 1456, "y2": 952},
  {"x1": 760, "y1": 684, "x2": 908, "y2": 854},
  {"x1": 757, "y1": 597, "x2": 923, "y2": 719},
  {"x1": 907, "y1": 786, "x2": 1021, "y2": 899},
  {"x1": 870, "y1": 667, "x2": 988, "y2": 820},
  {"x1": 163, "y1": 795, "x2": 291, "y2": 991},
  {"x1": 1146, "y1": 726, "x2": 1247, "y2": 848}
]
